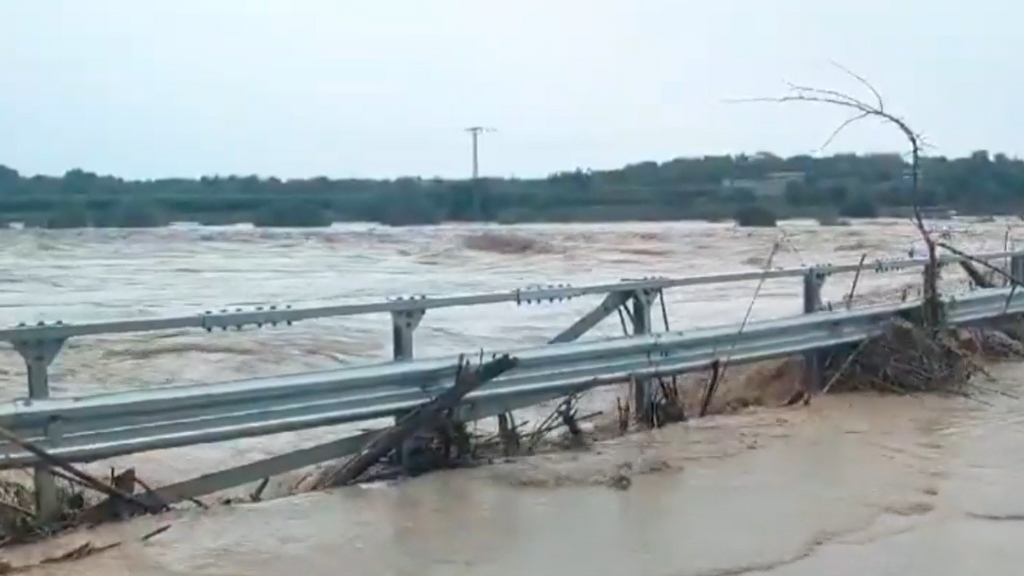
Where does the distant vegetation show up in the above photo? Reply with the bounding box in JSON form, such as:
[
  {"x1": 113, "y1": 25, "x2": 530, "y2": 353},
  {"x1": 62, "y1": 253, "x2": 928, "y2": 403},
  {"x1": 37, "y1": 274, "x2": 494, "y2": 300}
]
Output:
[
  {"x1": 734, "y1": 205, "x2": 778, "y2": 228},
  {"x1": 1, "y1": 150, "x2": 1023, "y2": 228}
]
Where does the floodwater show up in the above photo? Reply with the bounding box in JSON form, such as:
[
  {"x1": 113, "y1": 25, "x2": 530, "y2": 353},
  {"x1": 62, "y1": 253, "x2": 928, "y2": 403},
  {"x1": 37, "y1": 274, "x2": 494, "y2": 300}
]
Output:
[{"x1": 2, "y1": 218, "x2": 1024, "y2": 575}]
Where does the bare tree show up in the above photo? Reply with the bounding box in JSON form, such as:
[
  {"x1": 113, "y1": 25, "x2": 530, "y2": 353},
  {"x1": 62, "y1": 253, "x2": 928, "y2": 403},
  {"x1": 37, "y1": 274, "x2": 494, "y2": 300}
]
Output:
[{"x1": 732, "y1": 63, "x2": 942, "y2": 327}]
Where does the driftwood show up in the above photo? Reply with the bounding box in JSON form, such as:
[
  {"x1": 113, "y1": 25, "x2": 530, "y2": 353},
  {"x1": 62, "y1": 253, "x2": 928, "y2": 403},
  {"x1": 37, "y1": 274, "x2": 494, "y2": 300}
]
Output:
[
  {"x1": 0, "y1": 426, "x2": 164, "y2": 520},
  {"x1": 76, "y1": 468, "x2": 166, "y2": 524},
  {"x1": 960, "y1": 260, "x2": 994, "y2": 288},
  {"x1": 307, "y1": 354, "x2": 517, "y2": 489}
]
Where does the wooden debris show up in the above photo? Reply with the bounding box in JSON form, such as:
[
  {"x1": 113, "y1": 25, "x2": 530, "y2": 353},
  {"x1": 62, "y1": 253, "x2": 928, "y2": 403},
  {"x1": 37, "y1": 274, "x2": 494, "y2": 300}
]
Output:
[
  {"x1": 0, "y1": 426, "x2": 164, "y2": 519},
  {"x1": 525, "y1": 394, "x2": 581, "y2": 450},
  {"x1": 77, "y1": 467, "x2": 171, "y2": 525},
  {"x1": 698, "y1": 359, "x2": 723, "y2": 417},
  {"x1": 40, "y1": 541, "x2": 122, "y2": 565},
  {"x1": 249, "y1": 478, "x2": 270, "y2": 503},
  {"x1": 139, "y1": 524, "x2": 172, "y2": 542},
  {"x1": 651, "y1": 376, "x2": 687, "y2": 427},
  {"x1": 307, "y1": 354, "x2": 517, "y2": 489},
  {"x1": 823, "y1": 318, "x2": 980, "y2": 396},
  {"x1": 960, "y1": 260, "x2": 994, "y2": 288},
  {"x1": 497, "y1": 413, "x2": 520, "y2": 456},
  {"x1": 557, "y1": 401, "x2": 582, "y2": 437}
]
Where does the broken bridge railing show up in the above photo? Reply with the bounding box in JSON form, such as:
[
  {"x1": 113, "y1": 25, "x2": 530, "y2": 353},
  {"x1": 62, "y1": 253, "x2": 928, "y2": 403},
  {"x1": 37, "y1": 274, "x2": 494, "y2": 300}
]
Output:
[{"x1": 2, "y1": 249, "x2": 1024, "y2": 517}]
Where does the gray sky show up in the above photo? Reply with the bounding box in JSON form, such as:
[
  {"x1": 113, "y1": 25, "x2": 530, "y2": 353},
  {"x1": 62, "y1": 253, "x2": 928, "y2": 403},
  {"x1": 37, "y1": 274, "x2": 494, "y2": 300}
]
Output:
[{"x1": 1, "y1": 1, "x2": 1018, "y2": 179}]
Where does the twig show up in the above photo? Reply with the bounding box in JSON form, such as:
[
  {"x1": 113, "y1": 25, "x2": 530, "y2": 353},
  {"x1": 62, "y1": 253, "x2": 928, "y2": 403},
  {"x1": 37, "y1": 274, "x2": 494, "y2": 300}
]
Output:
[
  {"x1": 658, "y1": 289, "x2": 671, "y2": 331},
  {"x1": 844, "y1": 253, "x2": 868, "y2": 309},
  {"x1": 139, "y1": 524, "x2": 172, "y2": 542},
  {"x1": 697, "y1": 240, "x2": 782, "y2": 414},
  {"x1": 526, "y1": 393, "x2": 584, "y2": 450},
  {"x1": 40, "y1": 541, "x2": 122, "y2": 565},
  {"x1": 821, "y1": 339, "x2": 870, "y2": 395},
  {"x1": 719, "y1": 240, "x2": 782, "y2": 377}
]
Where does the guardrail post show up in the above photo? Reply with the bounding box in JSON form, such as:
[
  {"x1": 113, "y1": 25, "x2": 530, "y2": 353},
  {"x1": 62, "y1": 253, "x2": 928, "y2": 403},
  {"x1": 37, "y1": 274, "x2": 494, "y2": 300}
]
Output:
[
  {"x1": 630, "y1": 289, "x2": 655, "y2": 423},
  {"x1": 1011, "y1": 253, "x2": 1024, "y2": 286},
  {"x1": 11, "y1": 337, "x2": 65, "y2": 520},
  {"x1": 390, "y1": 307, "x2": 426, "y2": 465},
  {"x1": 802, "y1": 269, "x2": 826, "y2": 393},
  {"x1": 391, "y1": 309, "x2": 425, "y2": 361}
]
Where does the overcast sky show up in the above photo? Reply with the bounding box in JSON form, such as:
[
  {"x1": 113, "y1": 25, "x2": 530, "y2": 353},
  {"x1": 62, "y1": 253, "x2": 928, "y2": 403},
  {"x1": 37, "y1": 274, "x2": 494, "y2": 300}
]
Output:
[{"x1": 1, "y1": 1, "x2": 1018, "y2": 179}]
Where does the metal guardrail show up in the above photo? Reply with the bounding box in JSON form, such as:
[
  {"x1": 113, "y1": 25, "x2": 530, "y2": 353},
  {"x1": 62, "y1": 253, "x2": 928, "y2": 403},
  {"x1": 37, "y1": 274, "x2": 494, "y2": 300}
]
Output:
[
  {"x1": 3, "y1": 248, "x2": 1024, "y2": 514},
  {"x1": 0, "y1": 249, "x2": 1017, "y2": 343},
  {"x1": 1, "y1": 286, "x2": 1022, "y2": 467}
]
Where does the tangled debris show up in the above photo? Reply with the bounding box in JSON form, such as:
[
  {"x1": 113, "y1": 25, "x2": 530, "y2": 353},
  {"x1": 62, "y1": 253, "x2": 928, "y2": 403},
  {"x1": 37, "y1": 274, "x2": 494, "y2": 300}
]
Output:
[
  {"x1": 819, "y1": 316, "x2": 1024, "y2": 397},
  {"x1": 300, "y1": 354, "x2": 517, "y2": 490},
  {"x1": 0, "y1": 427, "x2": 180, "y2": 571},
  {"x1": 824, "y1": 319, "x2": 976, "y2": 396}
]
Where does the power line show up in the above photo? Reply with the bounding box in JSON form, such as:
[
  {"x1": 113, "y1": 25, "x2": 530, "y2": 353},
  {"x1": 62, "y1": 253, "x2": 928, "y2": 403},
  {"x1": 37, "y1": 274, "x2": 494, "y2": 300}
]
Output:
[{"x1": 464, "y1": 126, "x2": 496, "y2": 179}]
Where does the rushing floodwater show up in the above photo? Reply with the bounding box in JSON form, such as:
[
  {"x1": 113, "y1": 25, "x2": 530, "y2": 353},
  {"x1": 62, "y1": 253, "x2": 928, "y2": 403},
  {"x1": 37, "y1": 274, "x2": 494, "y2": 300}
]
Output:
[{"x1": 2, "y1": 218, "x2": 1024, "y2": 575}]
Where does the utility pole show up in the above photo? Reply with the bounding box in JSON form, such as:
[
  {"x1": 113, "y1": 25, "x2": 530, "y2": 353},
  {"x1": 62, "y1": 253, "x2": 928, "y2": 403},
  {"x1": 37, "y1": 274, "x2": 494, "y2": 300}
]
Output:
[{"x1": 464, "y1": 126, "x2": 495, "y2": 179}]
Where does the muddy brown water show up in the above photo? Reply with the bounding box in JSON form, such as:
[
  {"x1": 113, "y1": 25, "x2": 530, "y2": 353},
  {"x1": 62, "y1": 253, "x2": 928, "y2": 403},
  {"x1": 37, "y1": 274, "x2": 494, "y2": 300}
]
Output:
[{"x1": 1, "y1": 219, "x2": 1023, "y2": 575}]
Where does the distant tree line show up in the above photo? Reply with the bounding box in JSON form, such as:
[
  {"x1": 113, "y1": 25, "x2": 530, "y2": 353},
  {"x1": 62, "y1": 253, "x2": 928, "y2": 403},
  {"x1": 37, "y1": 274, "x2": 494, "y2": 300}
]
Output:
[{"x1": 1, "y1": 150, "x2": 1023, "y2": 228}]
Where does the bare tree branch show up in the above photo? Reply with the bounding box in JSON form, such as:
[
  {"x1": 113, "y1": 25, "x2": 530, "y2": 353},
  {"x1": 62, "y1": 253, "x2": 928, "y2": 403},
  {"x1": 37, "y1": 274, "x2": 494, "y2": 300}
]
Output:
[
  {"x1": 818, "y1": 112, "x2": 872, "y2": 153},
  {"x1": 730, "y1": 62, "x2": 943, "y2": 327},
  {"x1": 828, "y1": 60, "x2": 884, "y2": 110}
]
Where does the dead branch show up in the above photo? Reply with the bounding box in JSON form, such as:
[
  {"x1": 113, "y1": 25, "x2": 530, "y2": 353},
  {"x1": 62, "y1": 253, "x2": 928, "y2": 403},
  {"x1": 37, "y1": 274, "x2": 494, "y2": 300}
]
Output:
[
  {"x1": 960, "y1": 260, "x2": 994, "y2": 289},
  {"x1": 525, "y1": 393, "x2": 583, "y2": 450},
  {"x1": 935, "y1": 241, "x2": 1024, "y2": 318},
  {"x1": 717, "y1": 240, "x2": 783, "y2": 381},
  {"x1": 733, "y1": 63, "x2": 941, "y2": 327},
  {"x1": 698, "y1": 359, "x2": 723, "y2": 418},
  {"x1": 844, "y1": 253, "x2": 868, "y2": 309},
  {"x1": 690, "y1": 239, "x2": 784, "y2": 414},
  {"x1": 938, "y1": 242, "x2": 1021, "y2": 289},
  {"x1": 308, "y1": 354, "x2": 517, "y2": 489},
  {"x1": 0, "y1": 426, "x2": 163, "y2": 517}
]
